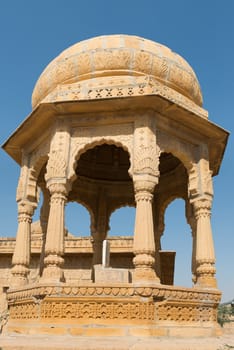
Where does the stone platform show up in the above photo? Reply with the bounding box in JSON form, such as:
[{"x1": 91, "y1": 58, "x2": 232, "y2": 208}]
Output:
[
  {"x1": 0, "y1": 334, "x2": 234, "y2": 350},
  {"x1": 5, "y1": 282, "x2": 221, "y2": 339}
]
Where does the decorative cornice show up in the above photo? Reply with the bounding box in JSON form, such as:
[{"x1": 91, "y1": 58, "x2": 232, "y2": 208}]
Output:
[
  {"x1": 42, "y1": 76, "x2": 208, "y2": 119},
  {"x1": 7, "y1": 282, "x2": 221, "y2": 304}
]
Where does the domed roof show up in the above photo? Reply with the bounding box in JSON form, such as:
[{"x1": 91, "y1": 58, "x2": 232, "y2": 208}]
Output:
[{"x1": 32, "y1": 35, "x2": 203, "y2": 108}]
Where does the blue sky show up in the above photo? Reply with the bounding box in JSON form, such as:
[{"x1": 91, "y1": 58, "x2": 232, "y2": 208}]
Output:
[{"x1": 0, "y1": 0, "x2": 233, "y2": 302}]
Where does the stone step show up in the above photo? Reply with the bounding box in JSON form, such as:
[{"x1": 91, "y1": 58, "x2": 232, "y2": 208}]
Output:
[{"x1": 0, "y1": 334, "x2": 234, "y2": 350}]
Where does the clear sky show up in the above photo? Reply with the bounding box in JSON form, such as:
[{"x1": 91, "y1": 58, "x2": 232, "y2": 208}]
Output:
[{"x1": 0, "y1": 0, "x2": 233, "y2": 302}]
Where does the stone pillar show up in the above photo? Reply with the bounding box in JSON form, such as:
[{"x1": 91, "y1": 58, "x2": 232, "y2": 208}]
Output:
[
  {"x1": 11, "y1": 201, "x2": 35, "y2": 288},
  {"x1": 41, "y1": 182, "x2": 68, "y2": 283},
  {"x1": 133, "y1": 178, "x2": 160, "y2": 283},
  {"x1": 191, "y1": 224, "x2": 197, "y2": 285},
  {"x1": 92, "y1": 239, "x2": 103, "y2": 265},
  {"x1": 193, "y1": 198, "x2": 217, "y2": 288},
  {"x1": 186, "y1": 201, "x2": 197, "y2": 284},
  {"x1": 38, "y1": 183, "x2": 50, "y2": 276},
  {"x1": 92, "y1": 190, "x2": 108, "y2": 266},
  {"x1": 152, "y1": 201, "x2": 164, "y2": 281},
  {"x1": 39, "y1": 183, "x2": 50, "y2": 235}
]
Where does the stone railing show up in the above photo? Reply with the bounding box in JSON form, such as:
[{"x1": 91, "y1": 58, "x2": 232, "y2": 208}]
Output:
[{"x1": 0, "y1": 236, "x2": 133, "y2": 254}]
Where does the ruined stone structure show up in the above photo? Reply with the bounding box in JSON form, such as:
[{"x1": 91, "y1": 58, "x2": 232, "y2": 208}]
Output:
[{"x1": 1, "y1": 35, "x2": 228, "y2": 338}]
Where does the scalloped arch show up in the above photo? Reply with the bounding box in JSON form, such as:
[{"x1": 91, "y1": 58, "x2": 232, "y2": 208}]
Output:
[
  {"x1": 66, "y1": 199, "x2": 94, "y2": 237},
  {"x1": 68, "y1": 137, "x2": 133, "y2": 184},
  {"x1": 157, "y1": 134, "x2": 196, "y2": 173},
  {"x1": 156, "y1": 194, "x2": 186, "y2": 238}
]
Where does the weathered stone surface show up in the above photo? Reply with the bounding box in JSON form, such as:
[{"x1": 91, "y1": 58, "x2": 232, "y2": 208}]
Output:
[
  {"x1": 0, "y1": 333, "x2": 234, "y2": 350},
  {"x1": 94, "y1": 265, "x2": 130, "y2": 283}
]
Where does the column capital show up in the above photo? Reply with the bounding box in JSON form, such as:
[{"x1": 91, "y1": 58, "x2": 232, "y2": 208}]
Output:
[
  {"x1": 133, "y1": 175, "x2": 158, "y2": 195},
  {"x1": 17, "y1": 200, "x2": 36, "y2": 216},
  {"x1": 192, "y1": 197, "x2": 212, "y2": 219},
  {"x1": 47, "y1": 180, "x2": 70, "y2": 196}
]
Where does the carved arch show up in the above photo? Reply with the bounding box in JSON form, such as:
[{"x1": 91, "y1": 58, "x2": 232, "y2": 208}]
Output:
[
  {"x1": 68, "y1": 137, "x2": 133, "y2": 183},
  {"x1": 32, "y1": 155, "x2": 49, "y2": 180},
  {"x1": 108, "y1": 203, "x2": 135, "y2": 237},
  {"x1": 20, "y1": 155, "x2": 49, "y2": 204},
  {"x1": 156, "y1": 194, "x2": 187, "y2": 239},
  {"x1": 108, "y1": 201, "x2": 135, "y2": 219},
  {"x1": 66, "y1": 198, "x2": 95, "y2": 237},
  {"x1": 157, "y1": 133, "x2": 200, "y2": 202},
  {"x1": 157, "y1": 132, "x2": 197, "y2": 172}
]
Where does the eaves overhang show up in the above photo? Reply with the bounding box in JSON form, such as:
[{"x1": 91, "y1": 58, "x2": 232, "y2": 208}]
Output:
[{"x1": 2, "y1": 92, "x2": 229, "y2": 177}]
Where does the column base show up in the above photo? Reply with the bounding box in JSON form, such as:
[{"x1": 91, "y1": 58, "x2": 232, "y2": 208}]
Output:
[
  {"x1": 41, "y1": 265, "x2": 65, "y2": 283},
  {"x1": 10, "y1": 265, "x2": 29, "y2": 288},
  {"x1": 133, "y1": 267, "x2": 160, "y2": 283},
  {"x1": 195, "y1": 275, "x2": 217, "y2": 289},
  {"x1": 41, "y1": 255, "x2": 65, "y2": 283}
]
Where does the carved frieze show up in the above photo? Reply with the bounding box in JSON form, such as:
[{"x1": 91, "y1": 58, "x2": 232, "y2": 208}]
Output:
[
  {"x1": 7, "y1": 284, "x2": 221, "y2": 303},
  {"x1": 42, "y1": 76, "x2": 208, "y2": 120},
  {"x1": 9, "y1": 298, "x2": 155, "y2": 321},
  {"x1": 40, "y1": 298, "x2": 155, "y2": 321},
  {"x1": 7, "y1": 284, "x2": 220, "y2": 324},
  {"x1": 156, "y1": 303, "x2": 217, "y2": 322}
]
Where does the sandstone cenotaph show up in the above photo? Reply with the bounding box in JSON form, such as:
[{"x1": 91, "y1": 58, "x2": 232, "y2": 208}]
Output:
[{"x1": 2, "y1": 34, "x2": 228, "y2": 338}]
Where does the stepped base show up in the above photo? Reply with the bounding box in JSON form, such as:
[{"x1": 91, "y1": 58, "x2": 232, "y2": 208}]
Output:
[
  {"x1": 1, "y1": 334, "x2": 234, "y2": 350},
  {"x1": 5, "y1": 283, "x2": 222, "y2": 339}
]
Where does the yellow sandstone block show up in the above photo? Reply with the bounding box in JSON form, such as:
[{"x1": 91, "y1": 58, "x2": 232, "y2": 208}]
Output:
[{"x1": 84, "y1": 327, "x2": 126, "y2": 337}]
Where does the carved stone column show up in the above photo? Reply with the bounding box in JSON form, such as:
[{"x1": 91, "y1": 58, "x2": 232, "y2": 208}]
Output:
[
  {"x1": 92, "y1": 190, "x2": 108, "y2": 266},
  {"x1": 152, "y1": 201, "x2": 163, "y2": 280},
  {"x1": 38, "y1": 183, "x2": 50, "y2": 276},
  {"x1": 11, "y1": 201, "x2": 35, "y2": 288},
  {"x1": 39, "y1": 184, "x2": 50, "y2": 235},
  {"x1": 193, "y1": 198, "x2": 217, "y2": 288},
  {"x1": 41, "y1": 182, "x2": 68, "y2": 283},
  {"x1": 133, "y1": 178, "x2": 160, "y2": 283},
  {"x1": 186, "y1": 201, "x2": 197, "y2": 284}
]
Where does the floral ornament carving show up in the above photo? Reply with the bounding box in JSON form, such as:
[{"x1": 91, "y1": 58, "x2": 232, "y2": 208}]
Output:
[
  {"x1": 45, "y1": 151, "x2": 67, "y2": 181},
  {"x1": 133, "y1": 146, "x2": 160, "y2": 177}
]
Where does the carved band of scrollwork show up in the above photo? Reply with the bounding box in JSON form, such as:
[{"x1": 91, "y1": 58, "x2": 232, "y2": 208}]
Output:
[
  {"x1": 9, "y1": 299, "x2": 155, "y2": 321},
  {"x1": 9, "y1": 298, "x2": 217, "y2": 323},
  {"x1": 156, "y1": 303, "x2": 216, "y2": 322}
]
